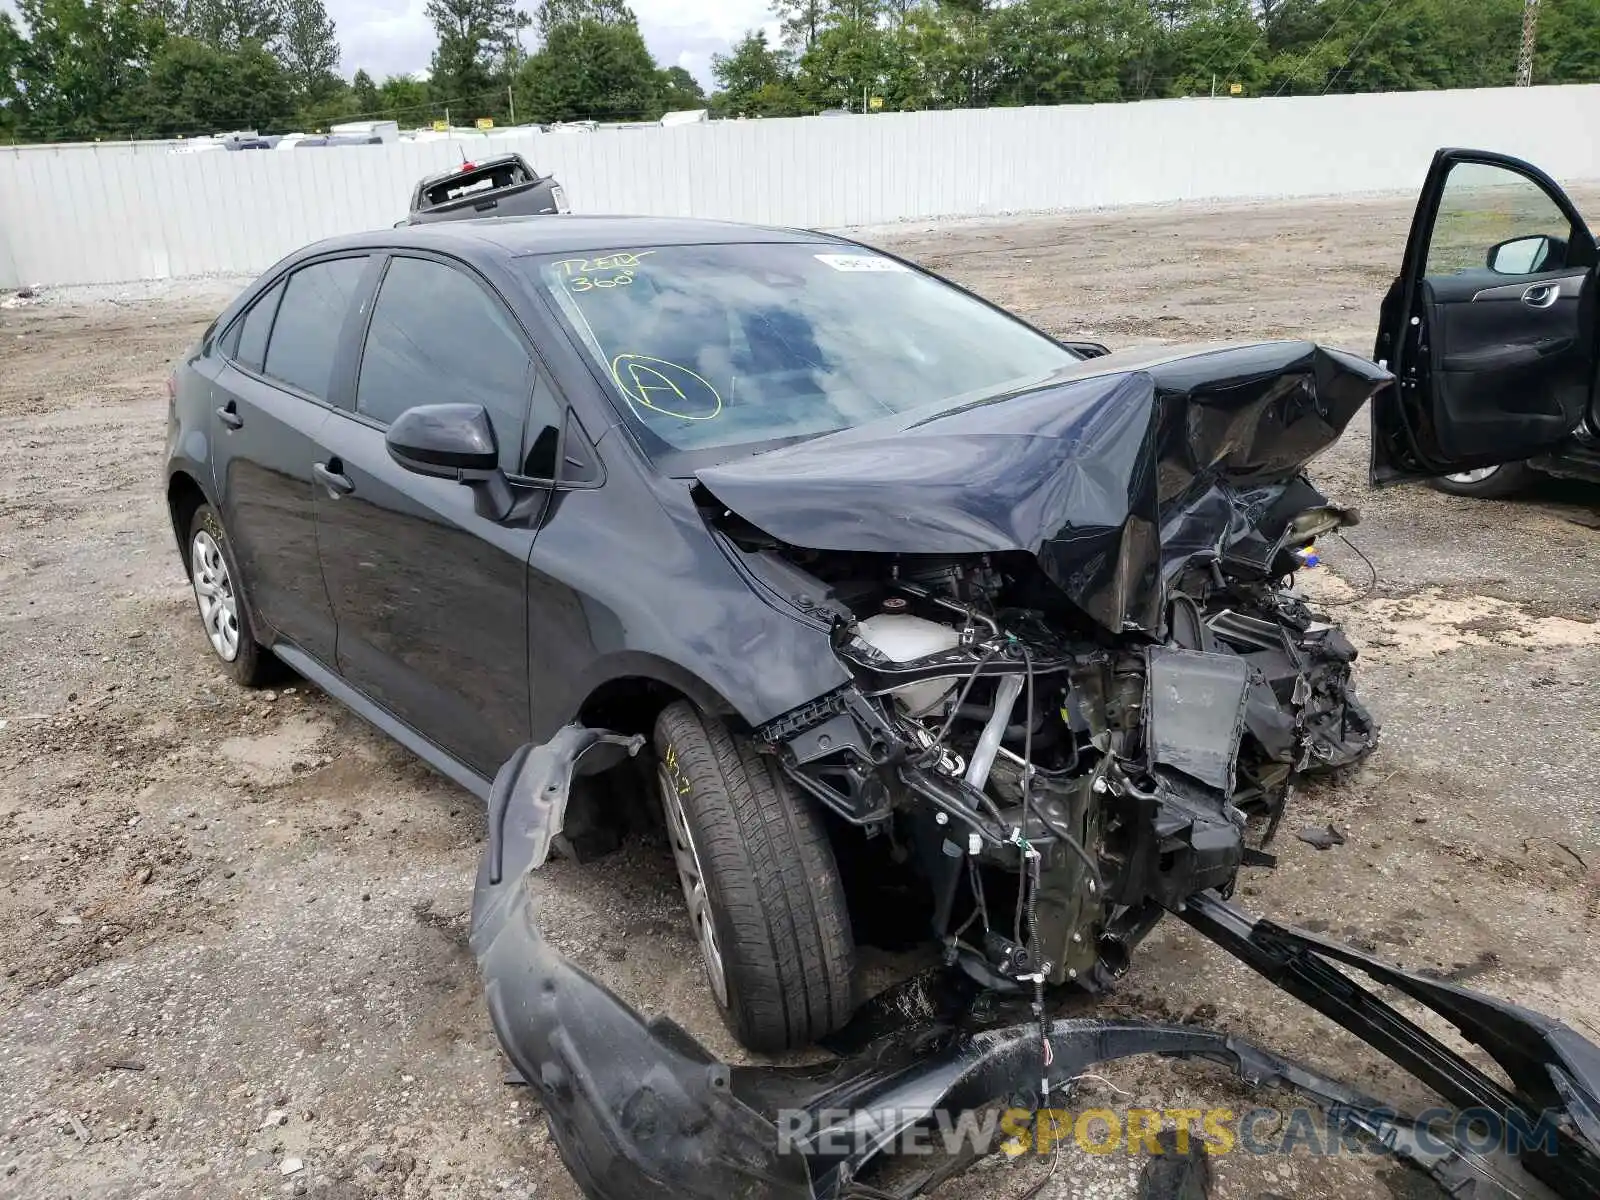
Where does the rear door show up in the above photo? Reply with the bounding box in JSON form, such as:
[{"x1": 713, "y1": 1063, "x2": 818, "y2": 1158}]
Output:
[
  {"x1": 210, "y1": 255, "x2": 375, "y2": 664},
  {"x1": 1371, "y1": 149, "x2": 1600, "y2": 483}
]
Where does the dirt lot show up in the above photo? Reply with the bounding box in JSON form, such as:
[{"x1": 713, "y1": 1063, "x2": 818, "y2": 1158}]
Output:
[{"x1": 3, "y1": 191, "x2": 1599, "y2": 1200}]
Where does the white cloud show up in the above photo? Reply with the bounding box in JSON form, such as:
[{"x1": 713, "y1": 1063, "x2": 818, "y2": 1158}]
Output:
[{"x1": 334, "y1": 0, "x2": 776, "y2": 89}]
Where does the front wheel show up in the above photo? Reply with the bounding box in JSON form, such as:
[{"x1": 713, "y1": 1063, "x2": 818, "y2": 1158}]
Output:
[
  {"x1": 653, "y1": 701, "x2": 856, "y2": 1052},
  {"x1": 1427, "y1": 462, "x2": 1534, "y2": 499}
]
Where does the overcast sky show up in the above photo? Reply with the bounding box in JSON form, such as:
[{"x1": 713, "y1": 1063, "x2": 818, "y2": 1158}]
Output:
[{"x1": 334, "y1": 0, "x2": 778, "y2": 89}]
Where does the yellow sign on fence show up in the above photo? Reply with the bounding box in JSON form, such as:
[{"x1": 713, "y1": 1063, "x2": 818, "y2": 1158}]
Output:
[
  {"x1": 432, "y1": 120, "x2": 448, "y2": 132},
  {"x1": 868, "y1": 95, "x2": 884, "y2": 110},
  {"x1": 1229, "y1": 82, "x2": 1243, "y2": 95},
  {"x1": 475, "y1": 117, "x2": 495, "y2": 130}
]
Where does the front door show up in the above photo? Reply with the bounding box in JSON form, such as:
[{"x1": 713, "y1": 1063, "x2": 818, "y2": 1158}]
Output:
[
  {"x1": 1371, "y1": 149, "x2": 1600, "y2": 484},
  {"x1": 313, "y1": 253, "x2": 546, "y2": 778}
]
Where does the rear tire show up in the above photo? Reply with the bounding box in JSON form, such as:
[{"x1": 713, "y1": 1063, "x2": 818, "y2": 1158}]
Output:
[
  {"x1": 1427, "y1": 461, "x2": 1534, "y2": 499},
  {"x1": 186, "y1": 504, "x2": 277, "y2": 687},
  {"x1": 653, "y1": 701, "x2": 856, "y2": 1052}
]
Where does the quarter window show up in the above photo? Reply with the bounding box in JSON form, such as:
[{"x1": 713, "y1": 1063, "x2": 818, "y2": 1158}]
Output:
[
  {"x1": 355, "y1": 257, "x2": 533, "y2": 469},
  {"x1": 232, "y1": 280, "x2": 284, "y2": 373},
  {"x1": 263, "y1": 256, "x2": 370, "y2": 400}
]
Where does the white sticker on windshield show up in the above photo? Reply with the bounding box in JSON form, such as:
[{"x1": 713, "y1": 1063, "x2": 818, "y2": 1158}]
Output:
[{"x1": 814, "y1": 253, "x2": 909, "y2": 273}]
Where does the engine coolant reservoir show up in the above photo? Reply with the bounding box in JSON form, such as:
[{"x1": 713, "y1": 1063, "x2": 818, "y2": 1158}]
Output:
[{"x1": 854, "y1": 613, "x2": 964, "y2": 718}]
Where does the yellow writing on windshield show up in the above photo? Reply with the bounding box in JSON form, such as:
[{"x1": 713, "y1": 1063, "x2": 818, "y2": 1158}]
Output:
[
  {"x1": 610, "y1": 354, "x2": 722, "y2": 421},
  {"x1": 554, "y1": 250, "x2": 655, "y2": 294}
]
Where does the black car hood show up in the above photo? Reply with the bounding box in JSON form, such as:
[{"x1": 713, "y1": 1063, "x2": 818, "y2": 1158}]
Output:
[{"x1": 695, "y1": 341, "x2": 1391, "y2": 635}]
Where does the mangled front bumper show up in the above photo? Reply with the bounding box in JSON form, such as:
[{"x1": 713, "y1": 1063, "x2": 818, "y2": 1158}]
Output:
[{"x1": 473, "y1": 727, "x2": 1600, "y2": 1200}]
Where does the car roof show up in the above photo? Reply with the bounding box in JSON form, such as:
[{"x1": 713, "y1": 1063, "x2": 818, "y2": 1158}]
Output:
[{"x1": 306, "y1": 215, "x2": 849, "y2": 262}]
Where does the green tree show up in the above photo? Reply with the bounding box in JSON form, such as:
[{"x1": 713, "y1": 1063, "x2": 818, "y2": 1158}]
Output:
[
  {"x1": 183, "y1": 0, "x2": 283, "y2": 48},
  {"x1": 888, "y1": 3, "x2": 996, "y2": 108},
  {"x1": 0, "y1": 12, "x2": 25, "y2": 139},
  {"x1": 710, "y1": 29, "x2": 804, "y2": 115},
  {"x1": 377, "y1": 72, "x2": 432, "y2": 120},
  {"x1": 516, "y1": 14, "x2": 662, "y2": 121},
  {"x1": 136, "y1": 35, "x2": 294, "y2": 135},
  {"x1": 351, "y1": 67, "x2": 379, "y2": 112},
  {"x1": 10, "y1": 0, "x2": 163, "y2": 139},
  {"x1": 657, "y1": 63, "x2": 706, "y2": 110},
  {"x1": 534, "y1": 0, "x2": 636, "y2": 38},
  {"x1": 1539, "y1": 0, "x2": 1600, "y2": 84},
  {"x1": 276, "y1": 0, "x2": 340, "y2": 101},
  {"x1": 426, "y1": 0, "x2": 527, "y2": 116},
  {"x1": 774, "y1": 0, "x2": 826, "y2": 50}
]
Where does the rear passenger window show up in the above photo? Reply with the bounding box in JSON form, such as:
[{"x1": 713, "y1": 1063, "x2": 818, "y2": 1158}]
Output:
[
  {"x1": 231, "y1": 281, "x2": 284, "y2": 373},
  {"x1": 264, "y1": 257, "x2": 369, "y2": 399},
  {"x1": 356, "y1": 257, "x2": 533, "y2": 466}
]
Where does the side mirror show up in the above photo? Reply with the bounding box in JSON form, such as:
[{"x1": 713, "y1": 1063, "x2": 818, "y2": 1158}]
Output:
[
  {"x1": 1486, "y1": 234, "x2": 1563, "y2": 275},
  {"x1": 386, "y1": 403, "x2": 513, "y2": 520}
]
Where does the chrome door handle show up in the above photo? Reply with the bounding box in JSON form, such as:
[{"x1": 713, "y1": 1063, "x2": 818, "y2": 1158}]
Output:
[
  {"x1": 1522, "y1": 283, "x2": 1559, "y2": 309},
  {"x1": 216, "y1": 402, "x2": 244, "y2": 430},
  {"x1": 313, "y1": 461, "x2": 354, "y2": 496}
]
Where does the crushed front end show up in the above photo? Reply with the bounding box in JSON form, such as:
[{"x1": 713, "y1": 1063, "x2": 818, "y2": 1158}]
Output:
[{"x1": 693, "y1": 341, "x2": 1385, "y2": 993}]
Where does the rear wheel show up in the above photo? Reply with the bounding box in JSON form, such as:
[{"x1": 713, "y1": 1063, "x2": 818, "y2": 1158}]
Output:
[
  {"x1": 186, "y1": 504, "x2": 276, "y2": 687},
  {"x1": 1427, "y1": 461, "x2": 1534, "y2": 498},
  {"x1": 653, "y1": 701, "x2": 855, "y2": 1052}
]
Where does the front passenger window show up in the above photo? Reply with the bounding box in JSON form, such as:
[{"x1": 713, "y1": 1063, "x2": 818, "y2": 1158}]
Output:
[{"x1": 356, "y1": 256, "x2": 533, "y2": 470}]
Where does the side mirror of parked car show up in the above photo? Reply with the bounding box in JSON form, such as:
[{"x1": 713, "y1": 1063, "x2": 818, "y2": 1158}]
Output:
[
  {"x1": 1486, "y1": 233, "x2": 1564, "y2": 274},
  {"x1": 386, "y1": 403, "x2": 514, "y2": 520}
]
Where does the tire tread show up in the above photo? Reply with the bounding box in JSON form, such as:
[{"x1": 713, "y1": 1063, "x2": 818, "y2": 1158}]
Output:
[{"x1": 653, "y1": 701, "x2": 854, "y2": 1051}]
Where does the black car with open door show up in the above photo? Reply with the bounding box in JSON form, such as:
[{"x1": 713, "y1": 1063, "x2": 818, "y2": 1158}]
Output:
[{"x1": 1373, "y1": 147, "x2": 1600, "y2": 494}]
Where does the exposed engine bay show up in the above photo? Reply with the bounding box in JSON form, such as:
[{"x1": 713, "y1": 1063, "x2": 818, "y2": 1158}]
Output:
[
  {"x1": 722, "y1": 496, "x2": 1375, "y2": 995},
  {"x1": 687, "y1": 341, "x2": 1384, "y2": 995}
]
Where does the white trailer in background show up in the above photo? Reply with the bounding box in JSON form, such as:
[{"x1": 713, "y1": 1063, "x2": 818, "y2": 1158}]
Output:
[{"x1": 330, "y1": 120, "x2": 400, "y2": 144}]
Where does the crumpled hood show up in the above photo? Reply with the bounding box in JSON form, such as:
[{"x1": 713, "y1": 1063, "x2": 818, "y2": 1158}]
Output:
[{"x1": 695, "y1": 341, "x2": 1391, "y2": 634}]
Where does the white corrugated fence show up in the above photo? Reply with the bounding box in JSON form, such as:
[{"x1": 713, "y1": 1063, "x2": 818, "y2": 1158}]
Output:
[{"x1": 3, "y1": 83, "x2": 1600, "y2": 289}]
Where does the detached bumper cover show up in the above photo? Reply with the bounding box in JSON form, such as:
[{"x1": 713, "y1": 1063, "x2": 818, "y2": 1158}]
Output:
[{"x1": 473, "y1": 727, "x2": 1600, "y2": 1200}]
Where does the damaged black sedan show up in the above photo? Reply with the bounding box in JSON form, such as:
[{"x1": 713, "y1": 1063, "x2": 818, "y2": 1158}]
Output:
[{"x1": 170, "y1": 215, "x2": 1378, "y2": 1053}]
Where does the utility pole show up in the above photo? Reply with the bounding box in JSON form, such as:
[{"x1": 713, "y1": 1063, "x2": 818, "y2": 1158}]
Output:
[
  {"x1": 1517, "y1": 0, "x2": 1541, "y2": 87},
  {"x1": 508, "y1": 86, "x2": 516, "y2": 126}
]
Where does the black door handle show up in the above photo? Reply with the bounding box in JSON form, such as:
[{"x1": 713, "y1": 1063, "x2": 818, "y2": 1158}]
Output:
[
  {"x1": 313, "y1": 461, "x2": 355, "y2": 496},
  {"x1": 216, "y1": 402, "x2": 244, "y2": 430}
]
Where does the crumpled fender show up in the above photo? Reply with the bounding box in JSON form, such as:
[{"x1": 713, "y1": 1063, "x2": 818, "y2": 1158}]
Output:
[{"x1": 472, "y1": 726, "x2": 1600, "y2": 1200}]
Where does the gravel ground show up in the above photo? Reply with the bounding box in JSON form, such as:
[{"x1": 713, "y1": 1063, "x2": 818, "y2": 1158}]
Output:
[{"x1": 2, "y1": 191, "x2": 1598, "y2": 1200}]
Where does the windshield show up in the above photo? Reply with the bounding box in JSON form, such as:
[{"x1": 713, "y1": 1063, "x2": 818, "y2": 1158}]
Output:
[{"x1": 523, "y1": 242, "x2": 1079, "y2": 471}]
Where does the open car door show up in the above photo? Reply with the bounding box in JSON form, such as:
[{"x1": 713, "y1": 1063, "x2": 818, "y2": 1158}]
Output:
[{"x1": 1372, "y1": 148, "x2": 1600, "y2": 484}]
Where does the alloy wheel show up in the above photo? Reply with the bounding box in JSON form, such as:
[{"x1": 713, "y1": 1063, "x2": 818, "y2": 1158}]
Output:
[
  {"x1": 658, "y1": 764, "x2": 729, "y2": 1007},
  {"x1": 190, "y1": 529, "x2": 240, "y2": 662},
  {"x1": 1443, "y1": 466, "x2": 1501, "y2": 485}
]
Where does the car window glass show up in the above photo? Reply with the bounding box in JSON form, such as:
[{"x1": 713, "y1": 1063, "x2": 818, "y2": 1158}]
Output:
[
  {"x1": 1425, "y1": 163, "x2": 1573, "y2": 278},
  {"x1": 525, "y1": 243, "x2": 1078, "y2": 473},
  {"x1": 263, "y1": 257, "x2": 369, "y2": 399},
  {"x1": 356, "y1": 257, "x2": 532, "y2": 467},
  {"x1": 233, "y1": 280, "x2": 284, "y2": 373}
]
